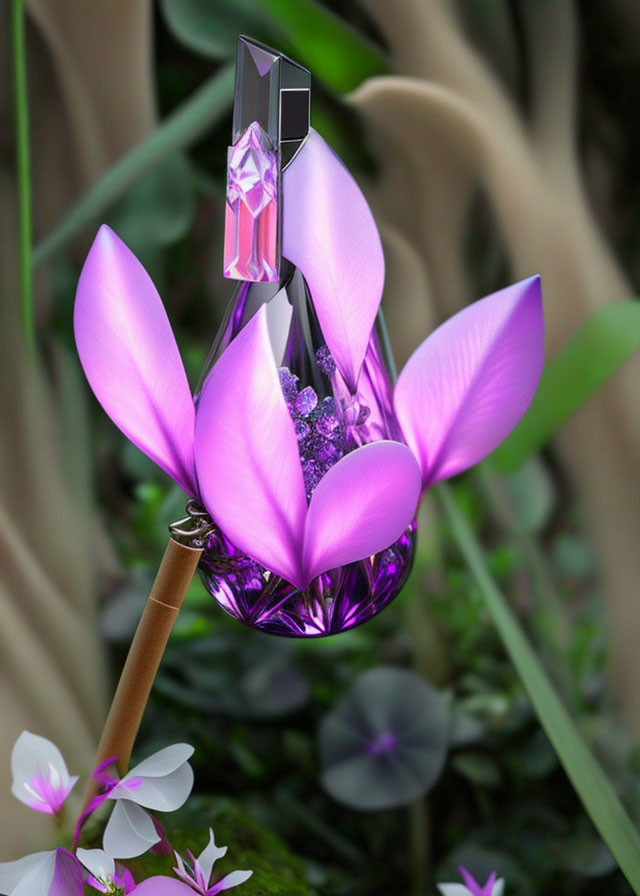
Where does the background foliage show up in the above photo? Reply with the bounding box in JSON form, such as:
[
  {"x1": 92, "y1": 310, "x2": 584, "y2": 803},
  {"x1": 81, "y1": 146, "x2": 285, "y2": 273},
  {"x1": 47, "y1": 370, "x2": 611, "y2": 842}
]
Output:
[{"x1": 5, "y1": 1, "x2": 640, "y2": 893}]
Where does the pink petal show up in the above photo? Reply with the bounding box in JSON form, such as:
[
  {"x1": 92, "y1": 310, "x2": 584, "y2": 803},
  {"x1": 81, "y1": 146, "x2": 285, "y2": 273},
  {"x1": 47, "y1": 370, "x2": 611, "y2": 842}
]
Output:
[
  {"x1": 131, "y1": 878, "x2": 195, "y2": 896},
  {"x1": 74, "y1": 225, "x2": 196, "y2": 495},
  {"x1": 302, "y1": 441, "x2": 421, "y2": 586},
  {"x1": 394, "y1": 276, "x2": 544, "y2": 488},
  {"x1": 195, "y1": 307, "x2": 307, "y2": 587},
  {"x1": 283, "y1": 129, "x2": 385, "y2": 391}
]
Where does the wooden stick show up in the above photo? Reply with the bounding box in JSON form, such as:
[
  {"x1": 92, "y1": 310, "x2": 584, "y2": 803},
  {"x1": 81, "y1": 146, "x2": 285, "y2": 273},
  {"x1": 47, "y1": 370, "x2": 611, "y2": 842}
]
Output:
[{"x1": 82, "y1": 537, "x2": 202, "y2": 808}]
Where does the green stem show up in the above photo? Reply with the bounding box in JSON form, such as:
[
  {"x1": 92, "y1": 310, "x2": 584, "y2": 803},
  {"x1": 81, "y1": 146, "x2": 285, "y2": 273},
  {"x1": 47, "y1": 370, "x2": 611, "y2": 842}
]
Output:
[
  {"x1": 12, "y1": 0, "x2": 35, "y2": 360},
  {"x1": 436, "y1": 480, "x2": 640, "y2": 893},
  {"x1": 33, "y1": 64, "x2": 234, "y2": 267}
]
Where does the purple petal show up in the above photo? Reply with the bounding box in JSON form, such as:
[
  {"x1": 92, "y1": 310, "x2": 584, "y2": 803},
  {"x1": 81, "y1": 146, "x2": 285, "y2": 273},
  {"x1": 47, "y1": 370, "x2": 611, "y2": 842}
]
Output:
[
  {"x1": 302, "y1": 441, "x2": 421, "y2": 586},
  {"x1": 195, "y1": 307, "x2": 307, "y2": 587},
  {"x1": 74, "y1": 225, "x2": 196, "y2": 495},
  {"x1": 394, "y1": 276, "x2": 544, "y2": 488},
  {"x1": 130, "y1": 878, "x2": 195, "y2": 896},
  {"x1": 283, "y1": 129, "x2": 384, "y2": 391},
  {"x1": 48, "y1": 850, "x2": 83, "y2": 896},
  {"x1": 459, "y1": 867, "x2": 497, "y2": 896}
]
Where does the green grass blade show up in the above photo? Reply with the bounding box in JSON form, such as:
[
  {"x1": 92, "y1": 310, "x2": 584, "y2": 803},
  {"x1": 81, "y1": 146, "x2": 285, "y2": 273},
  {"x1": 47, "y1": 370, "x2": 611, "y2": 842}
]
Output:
[
  {"x1": 33, "y1": 64, "x2": 234, "y2": 268},
  {"x1": 437, "y1": 480, "x2": 640, "y2": 893},
  {"x1": 259, "y1": 0, "x2": 389, "y2": 93},
  {"x1": 492, "y1": 301, "x2": 640, "y2": 472},
  {"x1": 12, "y1": 0, "x2": 35, "y2": 360}
]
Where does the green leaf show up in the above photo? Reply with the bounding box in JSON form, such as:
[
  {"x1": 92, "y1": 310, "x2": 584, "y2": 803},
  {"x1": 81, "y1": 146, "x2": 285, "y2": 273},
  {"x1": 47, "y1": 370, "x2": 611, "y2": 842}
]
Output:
[
  {"x1": 437, "y1": 481, "x2": 640, "y2": 894},
  {"x1": 32, "y1": 64, "x2": 234, "y2": 267},
  {"x1": 159, "y1": 0, "x2": 266, "y2": 60},
  {"x1": 492, "y1": 301, "x2": 640, "y2": 472},
  {"x1": 258, "y1": 0, "x2": 389, "y2": 93},
  {"x1": 107, "y1": 154, "x2": 196, "y2": 253}
]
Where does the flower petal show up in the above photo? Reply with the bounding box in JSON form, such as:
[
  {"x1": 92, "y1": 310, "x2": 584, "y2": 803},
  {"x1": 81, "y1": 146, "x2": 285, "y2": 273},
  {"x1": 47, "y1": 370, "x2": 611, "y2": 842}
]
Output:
[
  {"x1": 394, "y1": 276, "x2": 544, "y2": 488},
  {"x1": 47, "y1": 850, "x2": 84, "y2": 896},
  {"x1": 74, "y1": 225, "x2": 196, "y2": 495},
  {"x1": 130, "y1": 878, "x2": 194, "y2": 896},
  {"x1": 11, "y1": 731, "x2": 75, "y2": 814},
  {"x1": 302, "y1": 441, "x2": 421, "y2": 586},
  {"x1": 125, "y1": 744, "x2": 194, "y2": 779},
  {"x1": 103, "y1": 800, "x2": 160, "y2": 859},
  {"x1": 197, "y1": 829, "x2": 227, "y2": 885},
  {"x1": 283, "y1": 129, "x2": 385, "y2": 391},
  {"x1": 1, "y1": 849, "x2": 83, "y2": 896},
  {"x1": 111, "y1": 763, "x2": 194, "y2": 812},
  {"x1": 437, "y1": 886, "x2": 471, "y2": 896},
  {"x1": 195, "y1": 306, "x2": 307, "y2": 587},
  {"x1": 0, "y1": 852, "x2": 53, "y2": 895},
  {"x1": 76, "y1": 849, "x2": 115, "y2": 883},
  {"x1": 493, "y1": 881, "x2": 505, "y2": 896},
  {"x1": 210, "y1": 870, "x2": 254, "y2": 893}
]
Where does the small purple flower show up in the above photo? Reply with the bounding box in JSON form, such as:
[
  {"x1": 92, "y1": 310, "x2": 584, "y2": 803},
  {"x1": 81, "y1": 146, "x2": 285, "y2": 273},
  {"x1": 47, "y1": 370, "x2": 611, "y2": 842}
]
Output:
[
  {"x1": 438, "y1": 867, "x2": 505, "y2": 896},
  {"x1": 10, "y1": 731, "x2": 78, "y2": 815}
]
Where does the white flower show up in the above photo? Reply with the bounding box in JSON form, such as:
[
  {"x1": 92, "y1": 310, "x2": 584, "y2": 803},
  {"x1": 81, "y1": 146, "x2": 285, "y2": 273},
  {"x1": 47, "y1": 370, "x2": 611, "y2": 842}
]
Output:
[
  {"x1": 76, "y1": 849, "x2": 115, "y2": 892},
  {"x1": 173, "y1": 827, "x2": 253, "y2": 895},
  {"x1": 103, "y1": 743, "x2": 194, "y2": 859},
  {"x1": 10, "y1": 732, "x2": 78, "y2": 815}
]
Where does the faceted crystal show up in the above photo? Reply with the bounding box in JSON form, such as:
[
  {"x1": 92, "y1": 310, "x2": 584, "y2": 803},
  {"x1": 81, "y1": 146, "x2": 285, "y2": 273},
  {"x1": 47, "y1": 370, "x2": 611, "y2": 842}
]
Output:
[
  {"x1": 224, "y1": 121, "x2": 279, "y2": 282},
  {"x1": 197, "y1": 263, "x2": 417, "y2": 638}
]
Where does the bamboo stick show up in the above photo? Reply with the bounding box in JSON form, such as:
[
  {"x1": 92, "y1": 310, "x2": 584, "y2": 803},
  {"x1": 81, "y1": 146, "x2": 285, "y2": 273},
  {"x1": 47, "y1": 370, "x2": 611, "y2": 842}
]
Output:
[{"x1": 82, "y1": 537, "x2": 202, "y2": 809}]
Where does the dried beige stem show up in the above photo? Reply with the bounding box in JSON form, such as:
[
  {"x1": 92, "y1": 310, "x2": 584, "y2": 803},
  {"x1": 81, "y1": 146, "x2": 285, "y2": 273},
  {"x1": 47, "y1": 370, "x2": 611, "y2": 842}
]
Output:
[{"x1": 0, "y1": 0, "x2": 156, "y2": 856}]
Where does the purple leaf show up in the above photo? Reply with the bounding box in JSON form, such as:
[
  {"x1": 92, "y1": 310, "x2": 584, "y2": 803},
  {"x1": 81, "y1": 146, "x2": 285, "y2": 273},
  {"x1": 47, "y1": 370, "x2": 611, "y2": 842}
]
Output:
[
  {"x1": 302, "y1": 441, "x2": 421, "y2": 584},
  {"x1": 195, "y1": 307, "x2": 308, "y2": 587},
  {"x1": 394, "y1": 276, "x2": 544, "y2": 489},
  {"x1": 283, "y1": 129, "x2": 384, "y2": 391},
  {"x1": 74, "y1": 225, "x2": 196, "y2": 495}
]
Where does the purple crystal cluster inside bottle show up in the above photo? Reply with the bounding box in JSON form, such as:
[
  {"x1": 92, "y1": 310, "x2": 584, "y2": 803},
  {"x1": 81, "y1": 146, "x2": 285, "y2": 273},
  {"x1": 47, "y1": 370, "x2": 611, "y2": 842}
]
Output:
[{"x1": 197, "y1": 266, "x2": 416, "y2": 637}]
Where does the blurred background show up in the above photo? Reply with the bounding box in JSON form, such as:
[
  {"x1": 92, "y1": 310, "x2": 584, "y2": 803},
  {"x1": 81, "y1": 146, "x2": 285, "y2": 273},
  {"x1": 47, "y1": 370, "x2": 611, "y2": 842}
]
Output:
[{"x1": 2, "y1": 1, "x2": 640, "y2": 893}]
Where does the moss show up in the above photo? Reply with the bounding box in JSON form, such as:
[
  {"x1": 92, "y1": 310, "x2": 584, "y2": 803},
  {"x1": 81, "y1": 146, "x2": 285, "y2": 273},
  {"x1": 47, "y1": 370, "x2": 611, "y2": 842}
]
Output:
[{"x1": 132, "y1": 796, "x2": 311, "y2": 896}]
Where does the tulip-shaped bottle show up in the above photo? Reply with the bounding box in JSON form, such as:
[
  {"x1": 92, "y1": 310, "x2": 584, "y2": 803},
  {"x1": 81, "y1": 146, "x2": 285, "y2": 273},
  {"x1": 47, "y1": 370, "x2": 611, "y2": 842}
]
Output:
[
  {"x1": 197, "y1": 265, "x2": 416, "y2": 636},
  {"x1": 191, "y1": 36, "x2": 417, "y2": 636}
]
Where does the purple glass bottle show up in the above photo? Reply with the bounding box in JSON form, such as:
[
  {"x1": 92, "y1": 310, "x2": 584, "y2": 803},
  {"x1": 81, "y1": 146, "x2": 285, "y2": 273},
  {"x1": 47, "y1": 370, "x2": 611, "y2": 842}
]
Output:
[
  {"x1": 195, "y1": 37, "x2": 416, "y2": 636},
  {"x1": 197, "y1": 263, "x2": 416, "y2": 637}
]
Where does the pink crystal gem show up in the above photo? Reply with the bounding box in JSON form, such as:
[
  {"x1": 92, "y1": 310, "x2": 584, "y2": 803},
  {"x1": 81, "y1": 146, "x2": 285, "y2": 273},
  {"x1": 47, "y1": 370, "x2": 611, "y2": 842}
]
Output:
[{"x1": 224, "y1": 121, "x2": 279, "y2": 282}]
